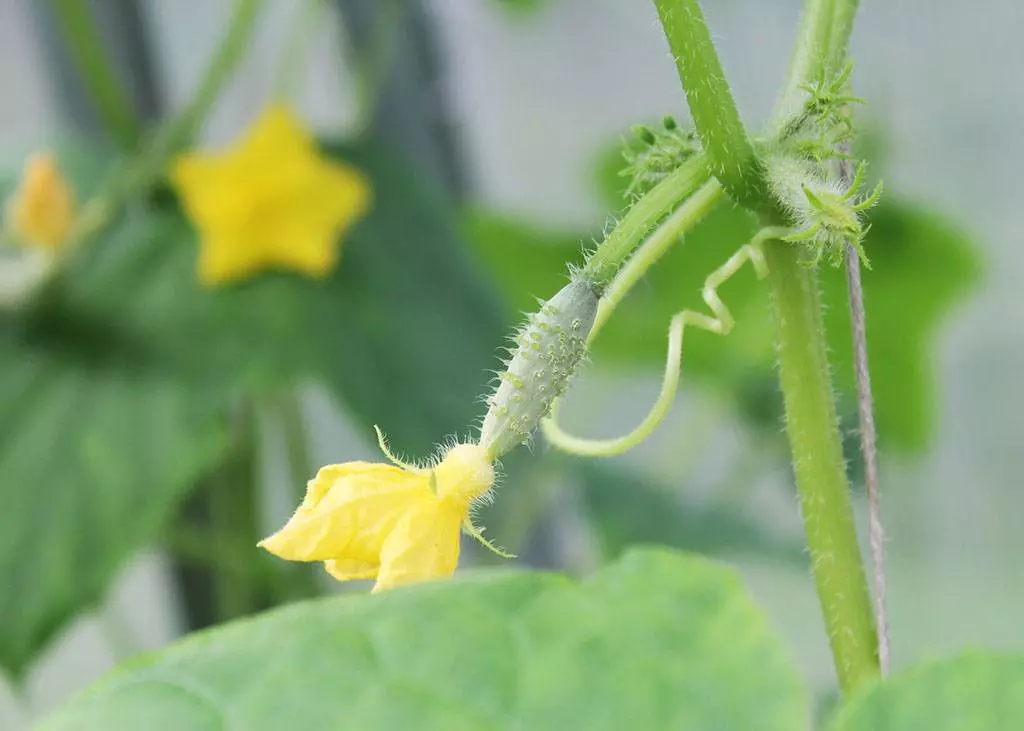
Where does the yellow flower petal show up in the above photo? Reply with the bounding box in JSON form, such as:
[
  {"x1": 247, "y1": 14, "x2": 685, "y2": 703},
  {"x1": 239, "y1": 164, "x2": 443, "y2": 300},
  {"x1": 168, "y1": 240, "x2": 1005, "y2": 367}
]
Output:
[
  {"x1": 324, "y1": 557, "x2": 378, "y2": 582},
  {"x1": 195, "y1": 231, "x2": 267, "y2": 285},
  {"x1": 373, "y1": 502, "x2": 463, "y2": 593},
  {"x1": 298, "y1": 462, "x2": 393, "y2": 512},
  {"x1": 5, "y1": 153, "x2": 75, "y2": 250},
  {"x1": 239, "y1": 103, "x2": 315, "y2": 164},
  {"x1": 259, "y1": 463, "x2": 428, "y2": 563},
  {"x1": 170, "y1": 104, "x2": 372, "y2": 287},
  {"x1": 259, "y1": 433, "x2": 500, "y2": 593}
]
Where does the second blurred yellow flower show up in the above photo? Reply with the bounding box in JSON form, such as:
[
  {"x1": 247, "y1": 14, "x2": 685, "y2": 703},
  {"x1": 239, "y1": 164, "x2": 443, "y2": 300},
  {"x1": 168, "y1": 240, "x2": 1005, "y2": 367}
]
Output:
[
  {"x1": 171, "y1": 105, "x2": 371, "y2": 286},
  {"x1": 5, "y1": 153, "x2": 75, "y2": 250}
]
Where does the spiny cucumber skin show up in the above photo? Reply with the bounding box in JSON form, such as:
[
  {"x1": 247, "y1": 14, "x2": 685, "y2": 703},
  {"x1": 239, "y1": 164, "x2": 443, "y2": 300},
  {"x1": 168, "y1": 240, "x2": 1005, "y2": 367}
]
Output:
[{"x1": 478, "y1": 277, "x2": 599, "y2": 459}]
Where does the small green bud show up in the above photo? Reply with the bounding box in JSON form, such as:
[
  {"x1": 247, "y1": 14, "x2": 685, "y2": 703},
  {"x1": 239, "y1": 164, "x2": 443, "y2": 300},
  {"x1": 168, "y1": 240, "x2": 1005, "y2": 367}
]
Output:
[
  {"x1": 632, "y1": 125, "x2": 657, "y2": 145},
  {"x1": 478, "y1": 276, "x2": 599, "y2": 459},
  {"x1": 620, "y1": 119, "x2": 701, "y2": 199}
]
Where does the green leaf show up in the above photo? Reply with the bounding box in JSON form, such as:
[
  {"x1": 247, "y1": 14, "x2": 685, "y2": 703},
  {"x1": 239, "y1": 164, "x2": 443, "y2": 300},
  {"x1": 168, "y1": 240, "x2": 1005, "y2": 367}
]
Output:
[
  {"x1": 0, "y1": 329, "x2": 225, "y2": 677},
  {"x1": 39, "y1": 549, "x2": 807, "y2": 730},
  {"x1": 827, "y1": 652, "x2": 1024, "y2": 730}
]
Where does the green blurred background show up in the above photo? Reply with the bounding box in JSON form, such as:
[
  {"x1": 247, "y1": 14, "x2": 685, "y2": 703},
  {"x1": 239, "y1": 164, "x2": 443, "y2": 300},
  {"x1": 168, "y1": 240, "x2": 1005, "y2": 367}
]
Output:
[{"x1": 0, "y1": 0, "x2": 1020, "y2": 727}]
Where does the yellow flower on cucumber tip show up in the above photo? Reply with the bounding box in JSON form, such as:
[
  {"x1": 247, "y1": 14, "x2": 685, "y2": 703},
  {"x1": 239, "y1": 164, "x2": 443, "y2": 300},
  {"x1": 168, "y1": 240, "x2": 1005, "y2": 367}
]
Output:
[
  {"x1": 5, "y1": 152, "x2": 75, "y2": 250},
  {"x1": 170, "y1": 104, "x2": 371, "y2": 286},
  {"x1": 258, "y1": 428, "x2": 512, "y2": 593}
]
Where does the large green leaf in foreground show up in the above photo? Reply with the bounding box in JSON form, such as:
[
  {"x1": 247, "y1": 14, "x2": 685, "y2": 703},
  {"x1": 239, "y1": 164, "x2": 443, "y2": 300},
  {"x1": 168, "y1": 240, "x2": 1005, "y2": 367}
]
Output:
[
  {"x1": 39, "y1": 549, "x2": 808, "y2": 730},
  {"x1": 828, "y1": 652, "x2": 1024, "y2": 730}
]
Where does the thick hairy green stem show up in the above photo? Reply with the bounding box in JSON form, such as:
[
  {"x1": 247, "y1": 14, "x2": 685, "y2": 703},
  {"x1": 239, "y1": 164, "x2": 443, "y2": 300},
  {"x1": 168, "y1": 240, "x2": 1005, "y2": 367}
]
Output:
[
  {"x1": 774, "y1": 0, "x2": 836, "y2": 122},
  {"x1": 591, "y1": 180, "x2": 724, "y2": 336},
  {"x1": 765, "y1": 243, "x2": 878, "y2": 691},
  {"x1": 581, "y1": 153, "x2": 710, "y2": 289},
  {"x1": 653, "y1": 0, "x2": 762, "y2": 207},
  {"x1": 541, "y1": 181, "x2": 727, "y2": 457},
  {"x1": 768, "y1": 0, "x2": 879, "y2": 694},
  {"x1": 50, "y1": 0, "x2": 142, "y2": 149},
  {"x1": 828, "y1": 1, "x2": 861, "y2": 75},
  {"x1": 774, "y1": 0, "x2": 861, "y2": 123}
]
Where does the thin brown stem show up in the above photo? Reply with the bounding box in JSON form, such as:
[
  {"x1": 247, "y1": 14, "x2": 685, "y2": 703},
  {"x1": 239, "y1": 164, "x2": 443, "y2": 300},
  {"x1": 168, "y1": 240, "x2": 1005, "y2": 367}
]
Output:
[{"x1": 840, "y1": 155, "x2": 890, "y2": 674}]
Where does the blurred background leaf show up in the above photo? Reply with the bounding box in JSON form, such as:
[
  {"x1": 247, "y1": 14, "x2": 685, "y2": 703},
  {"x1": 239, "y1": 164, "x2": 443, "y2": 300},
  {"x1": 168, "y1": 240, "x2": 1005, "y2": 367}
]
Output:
[
  {"x1": 819, "y1": 199, "x2": 982, "y2": 451},
  {"x1": 0, "y1": 312, "x2": 226, "y2": 676},
  {"x1": 312, "y1": 141, "x2": 506, "y2": 454},
  {"x1": 572, "y1": 461, "x2": 806, "y2": 566},
  {"x1": 492, "y1": 0, "x2": 545, "y2": 15},
  {"x1": 47, "y1": 140, "x2": 508, "y2": 454},
  {"x1": 0, "y1": 136, "x2": 509, "y2": 673}
]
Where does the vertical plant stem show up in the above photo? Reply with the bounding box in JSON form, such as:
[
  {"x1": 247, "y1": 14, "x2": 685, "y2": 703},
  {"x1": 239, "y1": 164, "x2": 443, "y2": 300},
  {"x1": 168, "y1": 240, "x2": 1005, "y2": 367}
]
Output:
[
  {"x1": 265, "y1": 389, "x2": 323, "y2": 601},
  {"x1": 773, "y1": 0, "x2": 837, "y2": 121},
  {"x1": 829, "y1": 0, "x2": 862, "y2": 73},
  {"x1": 65, "y1": 0, "x2": 262, "y2": 250},
  {"x1": 277, "y1": 389, "x2": 314, "y2": 498},
  {"x1": 332, "y1": 0, "x2": 403, "y2": 135},
  {"x1": 211, "y1": 402, "x2": 264, "y2": 621},
  {"x1": 766, "y1": 242, "x2": 879, "y2": 692},
  {"x1": 652, "y1": 0, "x2": 762, "y2": 207},
  {"x1": 764, "y1": 0, "x2": 880, "y2": 692},
  {"x1": 274, "y1": 0, "x2": 327, "y2": 98},
  {"x1": 841, "y1": 156, "x2": 889, "y2": 674},
  {"x1": 171, "y1": 400, "x2": 269, "y2": 629},
  {"x1": 844, "y1": 242, "x2": 889, "y2": 674},
  {"x1": 131, "y1": 0, "x2": 264, "y2": 182},
  {"x1": 49, "y1": 0, "x2": 142, "y2": 149}
]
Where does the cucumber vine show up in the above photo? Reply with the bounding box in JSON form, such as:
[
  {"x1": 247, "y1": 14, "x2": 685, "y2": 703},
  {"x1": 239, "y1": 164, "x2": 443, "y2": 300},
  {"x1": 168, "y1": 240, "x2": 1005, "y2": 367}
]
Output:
[{"x1": 489, "y1": 0, "x2": 886, "y2": 696}]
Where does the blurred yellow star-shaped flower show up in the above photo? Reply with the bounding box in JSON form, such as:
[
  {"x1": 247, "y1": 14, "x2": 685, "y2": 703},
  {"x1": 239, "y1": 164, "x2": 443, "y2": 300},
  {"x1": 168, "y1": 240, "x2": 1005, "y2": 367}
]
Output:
[
  {"x1": 259, "y1": 430, "x2": 511, "y2": 593},
  {"x1": 5, "y1": 153, "x2": 75, "y2": 250},
  {"x1": 171, "y1": 104, "x2": 371, "y2": 286}
]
